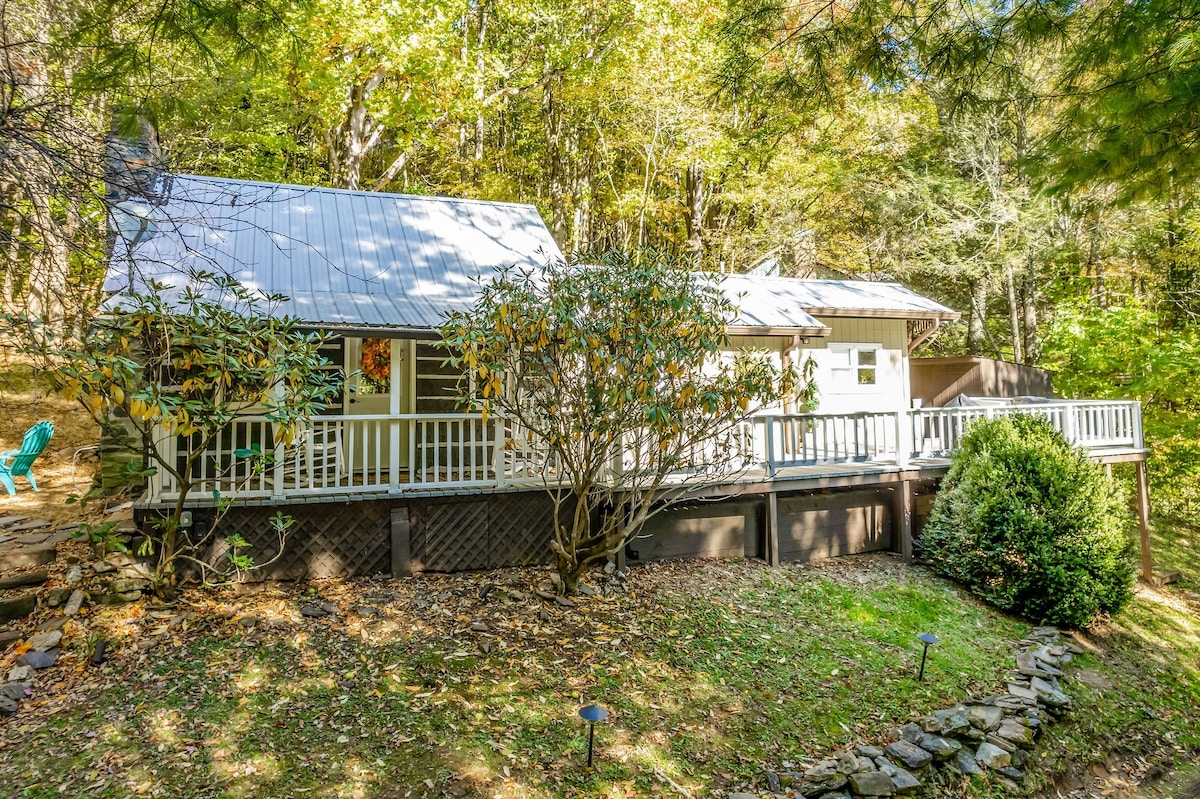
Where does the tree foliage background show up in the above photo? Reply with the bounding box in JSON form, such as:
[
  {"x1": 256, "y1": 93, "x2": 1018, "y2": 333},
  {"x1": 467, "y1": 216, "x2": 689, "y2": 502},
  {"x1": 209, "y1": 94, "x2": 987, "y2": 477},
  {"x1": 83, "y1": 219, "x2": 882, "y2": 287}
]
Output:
[{"x1": 4, "y1": 0, "x2": 1199, "y2": 514}]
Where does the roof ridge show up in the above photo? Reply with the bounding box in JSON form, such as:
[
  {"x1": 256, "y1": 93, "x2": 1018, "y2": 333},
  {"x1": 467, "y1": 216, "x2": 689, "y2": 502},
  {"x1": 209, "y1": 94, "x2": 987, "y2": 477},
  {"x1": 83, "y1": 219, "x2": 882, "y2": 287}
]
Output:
[{"x1": 167, "y1": 173, "x2": 541, "y2": 211}]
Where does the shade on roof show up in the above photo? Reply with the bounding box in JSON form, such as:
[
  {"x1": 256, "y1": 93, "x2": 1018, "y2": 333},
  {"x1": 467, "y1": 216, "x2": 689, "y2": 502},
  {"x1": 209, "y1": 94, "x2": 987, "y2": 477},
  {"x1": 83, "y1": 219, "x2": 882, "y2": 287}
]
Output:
[
  {"x1": 103, "y1": 174, "x2": 563, "y2": 332},
  {"x1": 720, "y1": 273, "x2": 960, "y2": 323},
  {"x1": 103, "y1": 174, "x2": 957, "y2": 336}
]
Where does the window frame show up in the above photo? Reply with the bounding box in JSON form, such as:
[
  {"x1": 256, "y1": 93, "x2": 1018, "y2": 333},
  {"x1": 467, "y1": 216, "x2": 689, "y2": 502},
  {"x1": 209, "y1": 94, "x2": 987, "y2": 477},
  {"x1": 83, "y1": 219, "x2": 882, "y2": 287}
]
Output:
[{"x1": 828, "y1": 343, "x2": 882, "y2": 390}]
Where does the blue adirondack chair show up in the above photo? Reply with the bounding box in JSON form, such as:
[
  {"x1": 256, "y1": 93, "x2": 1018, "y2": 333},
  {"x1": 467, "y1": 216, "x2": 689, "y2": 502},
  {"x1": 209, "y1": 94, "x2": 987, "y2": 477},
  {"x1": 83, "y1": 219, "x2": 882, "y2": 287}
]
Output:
[{"x1": 0, "y1": 421, "x2": 54, "y2": 496}]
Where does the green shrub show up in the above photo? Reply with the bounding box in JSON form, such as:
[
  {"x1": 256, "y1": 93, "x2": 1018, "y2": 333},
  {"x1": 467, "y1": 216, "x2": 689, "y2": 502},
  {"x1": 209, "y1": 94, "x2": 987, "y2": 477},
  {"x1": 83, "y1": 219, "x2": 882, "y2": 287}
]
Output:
[{"x1": 920, "y1": 415, "x2": 1136, "y2": 627}]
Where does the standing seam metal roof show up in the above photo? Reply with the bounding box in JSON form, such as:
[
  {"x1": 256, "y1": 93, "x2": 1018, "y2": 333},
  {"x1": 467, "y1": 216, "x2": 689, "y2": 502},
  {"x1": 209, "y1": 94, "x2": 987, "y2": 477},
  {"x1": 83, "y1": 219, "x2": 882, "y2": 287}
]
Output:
[
  {"x1": 103, "y1": 174, "x2": 958, "y2": 333},
  {"x1": 103, "y1": 174, "x2": 564, "y2": 330}
]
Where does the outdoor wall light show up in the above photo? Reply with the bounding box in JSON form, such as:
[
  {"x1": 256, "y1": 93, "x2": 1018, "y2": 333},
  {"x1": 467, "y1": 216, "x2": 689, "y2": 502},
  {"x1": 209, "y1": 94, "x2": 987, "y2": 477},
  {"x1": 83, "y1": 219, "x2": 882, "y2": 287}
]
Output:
[
  {"x1": 917, "y1": 632, "x2": 939, "y2": 681},
  {"x1": 578, "y1": 704, "x2": 608, "y2": 770}
]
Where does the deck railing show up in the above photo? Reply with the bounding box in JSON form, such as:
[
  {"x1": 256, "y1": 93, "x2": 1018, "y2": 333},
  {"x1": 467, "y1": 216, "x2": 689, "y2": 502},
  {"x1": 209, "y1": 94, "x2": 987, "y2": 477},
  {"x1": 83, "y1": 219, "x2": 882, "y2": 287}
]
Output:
[{"x1": 146, "y1": 399, "x2": 1144, "y2": 502}]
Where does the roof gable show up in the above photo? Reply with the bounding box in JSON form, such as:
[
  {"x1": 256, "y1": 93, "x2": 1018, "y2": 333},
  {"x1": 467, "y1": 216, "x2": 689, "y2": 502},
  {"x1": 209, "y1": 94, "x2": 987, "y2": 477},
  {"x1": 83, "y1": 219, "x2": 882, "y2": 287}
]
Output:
[{"x1": 104, "y1": 175, "x2": 563, "y2": 331}]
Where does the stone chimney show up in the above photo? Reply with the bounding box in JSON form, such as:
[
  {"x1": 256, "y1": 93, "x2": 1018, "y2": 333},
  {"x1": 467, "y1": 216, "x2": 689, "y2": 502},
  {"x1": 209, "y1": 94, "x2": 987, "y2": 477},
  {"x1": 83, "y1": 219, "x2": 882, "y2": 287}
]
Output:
[{"x1": 104, "y1": 112, "x2": 165, "y2": 207}]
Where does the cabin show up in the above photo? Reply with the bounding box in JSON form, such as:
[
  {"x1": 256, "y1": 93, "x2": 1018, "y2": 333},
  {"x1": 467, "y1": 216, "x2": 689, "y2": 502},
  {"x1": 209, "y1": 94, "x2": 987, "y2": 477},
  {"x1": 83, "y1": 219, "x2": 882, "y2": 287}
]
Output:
[{"x1": 103, "y1": 175, "x2": 1151, "y2": 580}]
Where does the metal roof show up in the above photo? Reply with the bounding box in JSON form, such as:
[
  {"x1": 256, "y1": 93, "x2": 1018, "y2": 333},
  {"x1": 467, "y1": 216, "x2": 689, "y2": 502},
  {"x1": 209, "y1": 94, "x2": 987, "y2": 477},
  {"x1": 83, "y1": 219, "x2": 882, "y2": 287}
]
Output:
[
  {"x1": 103, "y1": 174, "x2": 957, "y2": 335},
  {"x1": 103, "y1": 174, "x2": 563, "y2": 331},
  {"x1": 720, "y1": 273, "x2": 960, "y2": 322}
]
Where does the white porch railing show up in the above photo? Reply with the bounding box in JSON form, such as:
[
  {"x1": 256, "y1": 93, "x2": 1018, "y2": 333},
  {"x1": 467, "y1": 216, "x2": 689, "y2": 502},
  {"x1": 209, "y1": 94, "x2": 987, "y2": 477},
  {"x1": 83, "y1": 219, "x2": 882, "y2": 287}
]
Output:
[
  {"x1": 909, "y1": 400, "x2": 1143, "y2": 458},
  {"x1": 146, "y1": 400, "x2": 1144, "y2": 503}
]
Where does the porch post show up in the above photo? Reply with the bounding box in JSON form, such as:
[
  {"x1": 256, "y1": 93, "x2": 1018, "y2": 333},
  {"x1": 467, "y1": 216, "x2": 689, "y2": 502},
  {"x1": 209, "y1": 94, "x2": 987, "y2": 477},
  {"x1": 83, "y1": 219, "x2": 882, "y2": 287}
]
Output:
[
  {"x1": 893, "y1": 479, "x2": 913, "y2": 563},
  {"x1": 1135, "y1": 459, "x2": 1153, "y2": 582},
  {"x1": 765, "y1": 491, "x2": 780, "y2": 567},
  {"x1": 389, "y1": 338, "x2": 402, "y2": 490},
  {"x1": 895, "y1": 409, "x2": 911, "y2": 468}
]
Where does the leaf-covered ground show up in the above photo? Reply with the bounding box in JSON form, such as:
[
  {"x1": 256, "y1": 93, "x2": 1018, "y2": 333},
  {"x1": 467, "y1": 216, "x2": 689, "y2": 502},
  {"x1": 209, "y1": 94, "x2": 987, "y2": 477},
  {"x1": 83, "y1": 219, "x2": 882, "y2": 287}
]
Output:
[
  {"x1": 2, "y1": 555, "x2": 1031, "y2": 798},
  {"x1": 3, "y1": 541, "x2": 1200, "y2": 798}
]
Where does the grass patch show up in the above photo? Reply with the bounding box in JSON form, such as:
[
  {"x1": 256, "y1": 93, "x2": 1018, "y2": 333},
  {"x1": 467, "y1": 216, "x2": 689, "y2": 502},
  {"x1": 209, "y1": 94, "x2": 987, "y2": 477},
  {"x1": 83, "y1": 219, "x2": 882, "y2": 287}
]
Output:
[{"x1": 0, "y1": 557, "x2": 1027, "y2": 798}]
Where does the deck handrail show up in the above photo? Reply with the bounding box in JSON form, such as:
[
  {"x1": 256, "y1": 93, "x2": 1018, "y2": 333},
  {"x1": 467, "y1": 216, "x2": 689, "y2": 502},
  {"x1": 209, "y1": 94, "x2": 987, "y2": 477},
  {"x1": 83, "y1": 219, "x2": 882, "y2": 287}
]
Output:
[{"x1": 145, "y1": 399, "x2": 1144, "y2": 503}]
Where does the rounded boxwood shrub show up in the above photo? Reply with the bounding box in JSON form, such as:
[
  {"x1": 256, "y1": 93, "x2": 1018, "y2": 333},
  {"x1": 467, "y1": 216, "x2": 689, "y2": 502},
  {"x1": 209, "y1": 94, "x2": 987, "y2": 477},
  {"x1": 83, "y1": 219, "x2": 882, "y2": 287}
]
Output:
[{"x1": 920, "y1": 414, "x2": 1136, "y2": 627}]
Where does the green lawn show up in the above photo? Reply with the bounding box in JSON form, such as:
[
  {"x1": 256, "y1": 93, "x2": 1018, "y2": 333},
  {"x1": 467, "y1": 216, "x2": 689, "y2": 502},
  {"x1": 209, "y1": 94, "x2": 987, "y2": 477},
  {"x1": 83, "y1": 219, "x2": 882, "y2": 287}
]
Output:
[
  {"x1": 4, "y1": 535, "x2": 1200, "y2": 799},
  {"x1": 3, "y1": 557, "x2": 1027, "y2": 798}
]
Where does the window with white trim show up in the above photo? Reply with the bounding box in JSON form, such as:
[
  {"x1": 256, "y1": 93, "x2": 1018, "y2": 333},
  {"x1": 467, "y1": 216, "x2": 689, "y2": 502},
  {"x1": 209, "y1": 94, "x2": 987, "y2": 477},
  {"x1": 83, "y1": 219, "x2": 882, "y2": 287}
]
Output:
[{"x1": 829, "y1": 343, "x2": 881, "y2": 389}]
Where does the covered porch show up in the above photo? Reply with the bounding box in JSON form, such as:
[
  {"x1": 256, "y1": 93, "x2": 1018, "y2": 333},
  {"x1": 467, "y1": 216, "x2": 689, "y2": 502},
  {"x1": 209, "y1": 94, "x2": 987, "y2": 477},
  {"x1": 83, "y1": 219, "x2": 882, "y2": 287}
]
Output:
[{"x1": 148, "y1": 397, "x2": 1146, "y2": 502}]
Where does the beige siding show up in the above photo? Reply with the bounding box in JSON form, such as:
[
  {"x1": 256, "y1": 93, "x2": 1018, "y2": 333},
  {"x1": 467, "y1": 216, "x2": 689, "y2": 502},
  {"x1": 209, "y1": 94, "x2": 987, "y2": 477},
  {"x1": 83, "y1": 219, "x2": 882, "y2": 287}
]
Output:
[{"x1": 799, "y1": 317, "x2": 911, "y2": 414}]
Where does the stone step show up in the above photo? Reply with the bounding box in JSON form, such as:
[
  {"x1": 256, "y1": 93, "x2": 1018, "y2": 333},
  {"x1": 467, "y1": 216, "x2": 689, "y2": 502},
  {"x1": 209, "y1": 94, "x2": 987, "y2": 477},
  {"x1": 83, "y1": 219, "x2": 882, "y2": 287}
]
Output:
[
  {"x1": 0, "y1": 569, "x2": 49, "y2": 590},
  {"x1": 0, "y1": 593, "x2": 37, "y2": 624},
  {"x1": 0, "y1": 545, "x2": 56, "y2": 572},
  {"x1": 0, "y1": 516, "x2": 29, "y2": 529},
  {"x1": 8, "y1": 519, "x2": 51, "y2": 533}
]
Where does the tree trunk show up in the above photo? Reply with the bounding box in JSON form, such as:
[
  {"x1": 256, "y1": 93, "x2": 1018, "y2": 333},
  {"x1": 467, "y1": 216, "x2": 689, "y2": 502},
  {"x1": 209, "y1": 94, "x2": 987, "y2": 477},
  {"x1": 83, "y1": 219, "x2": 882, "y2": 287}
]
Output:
[
  {"x1": 967, "y1": 277, "x2": 988, "y2": 355},
  {"x1": 684, "y1": 161, "x2": 705, "y2": 264},
  {"x1": 327, "y1": 71, "x2": 384, "y2": 190},
  {"x1": 1022, "y1": 257, "x2": 1040, "y2": 364},
  {"x1": 1006, "y1": 262, "x2": 1023, "y2": 364},
  {"x1": 542, "y1": 74, "x2": 567, "y2": 246}
]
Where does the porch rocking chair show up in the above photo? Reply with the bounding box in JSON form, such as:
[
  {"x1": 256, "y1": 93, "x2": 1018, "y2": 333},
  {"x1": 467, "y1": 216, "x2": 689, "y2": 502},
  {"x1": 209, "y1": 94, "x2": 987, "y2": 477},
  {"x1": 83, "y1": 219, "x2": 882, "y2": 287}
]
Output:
[{"x1": 0, "y1": 420, "x2": 54, "y2": 496}]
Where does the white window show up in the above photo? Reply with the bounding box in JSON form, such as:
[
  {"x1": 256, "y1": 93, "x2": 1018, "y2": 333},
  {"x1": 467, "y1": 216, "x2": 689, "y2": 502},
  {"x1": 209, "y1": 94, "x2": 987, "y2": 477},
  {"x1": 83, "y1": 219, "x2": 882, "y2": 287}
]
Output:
[{"x1": 829, "y1": 343, "x2": 881, "y2": 389}]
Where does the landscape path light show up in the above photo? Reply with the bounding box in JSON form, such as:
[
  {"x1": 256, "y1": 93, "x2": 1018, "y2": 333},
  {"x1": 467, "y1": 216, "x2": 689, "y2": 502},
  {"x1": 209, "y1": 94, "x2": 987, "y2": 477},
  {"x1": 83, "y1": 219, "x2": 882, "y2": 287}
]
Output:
[
  {"x1": 917, "y1": 632, "x2": 939, "y2": 681},
  {"x1": 578, "y1": 704, "x2": 608, "y2": 771}
]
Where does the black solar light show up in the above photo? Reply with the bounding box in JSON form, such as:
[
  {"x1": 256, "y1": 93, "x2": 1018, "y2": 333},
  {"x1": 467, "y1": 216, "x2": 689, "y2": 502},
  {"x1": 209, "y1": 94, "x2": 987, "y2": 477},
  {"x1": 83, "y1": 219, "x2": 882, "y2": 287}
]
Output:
[
  {"x1": 917, "y1": 632, "x2": 939, "y2": 681},
  {"x1": 578, "y1": 704, "x2": 608, "y2": 770}
]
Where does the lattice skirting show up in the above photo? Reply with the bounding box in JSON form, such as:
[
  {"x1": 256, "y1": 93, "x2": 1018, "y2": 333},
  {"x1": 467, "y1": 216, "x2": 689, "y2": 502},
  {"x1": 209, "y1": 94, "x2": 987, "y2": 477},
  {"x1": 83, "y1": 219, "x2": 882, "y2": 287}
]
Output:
[
  {"x1": 409, "y1": 492, "x2": 565, "y2": 573},
  {"x1": 148, "y1": 490, "x2": 565, "y2": 582},
  {"x1": 177, "y1": 502, "x2": 392, "y2": 581}
]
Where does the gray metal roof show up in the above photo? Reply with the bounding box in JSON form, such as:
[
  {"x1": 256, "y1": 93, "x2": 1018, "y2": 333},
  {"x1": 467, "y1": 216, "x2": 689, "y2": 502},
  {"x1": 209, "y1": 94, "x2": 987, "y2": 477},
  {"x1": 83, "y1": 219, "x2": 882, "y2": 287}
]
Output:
[
  {"x1": 721, "y1": 273, "x2": 960, "y2": 322},
  {"x1": 103, "y1": 174, "x2": 563, "y2": 331},
  {"x1": 103, "y1": 174, "x2": 956, "y2": 334}
]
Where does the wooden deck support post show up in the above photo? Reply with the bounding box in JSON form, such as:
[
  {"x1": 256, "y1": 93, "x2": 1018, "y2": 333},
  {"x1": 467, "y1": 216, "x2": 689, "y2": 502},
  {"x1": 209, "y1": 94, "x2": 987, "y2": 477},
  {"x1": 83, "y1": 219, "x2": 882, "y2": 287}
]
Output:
[
  {"x1": 893, "y1": 479, "x2": 913, "y2": 563},
  {"x1": 1135, "y1": 460, "x2": 1153, "y2": 582},
  {"x1": 765, "y1": 491, "x2": 780, "y2": 568},
  {"x1": 390, "y1": 506, "x2": 412, "y2": 578}
]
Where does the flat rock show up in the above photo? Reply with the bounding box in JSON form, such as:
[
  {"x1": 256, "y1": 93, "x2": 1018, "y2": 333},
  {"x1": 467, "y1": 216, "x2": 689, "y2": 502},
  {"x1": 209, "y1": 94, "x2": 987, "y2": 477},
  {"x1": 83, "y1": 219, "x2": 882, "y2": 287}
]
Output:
[
  {"x1": 1029, "y1": 676, "x2": 1072, "y2": 708},
  {"x1": 918, "y1": 733, "x2": 961, "y2": 760},
  {"x1": 0, "y1": 695, "x2": 16, "y2": 714},
  {"x1": 0, "y1": 681, "x2": 30, "y2": 701},
  {"x1": 856, "y1": 745, "x2": 884, "y2": 759},
  {"x1": 0, "y1": 545, "x2": 56, "y2": 572},
  {"x1": 470, "y1": 621, "x2": 490, "y2": 632},
  {"x1": 875, "y1": 758, "x2": 897, "y2": 776},
  {"x1": 90, "y1": 561, "x2": 117, "y2": 575},
  {"x1": 300, "y1": 604, "x2": 330, "y2": 618},
  {"x1": 0, "y1": 569, "x2": 49, "y2": 590},
  {"x1": 954, "y1": 750, "x2": 984, "y2": 776},
  {"x1": 1007, "y1": 682, "x2": 1039, "y2": 701},
  {"x1": 0, "y1": 593, "x2": 37, "y2": 623},
  {"x1": 0, "y1": 629, "x2": 21, "y2": 647},
  {"x1": 890, "y1": 768, "x2": 921, "y2": 794},
  {"x1": 984, "y1": 734, "x2": 1017, "y2": 753},
  {"x1": 45, "y1": 587, "x2": 72, "y2": 607},
  {"x1": 35, "y1": 616, "x2": 67, "y2": 632},
  {"x1": 885, "y1": 740, "x2": 933, "y2": 770},
  {"x1": 109, "y1": 577, "x2": 151, "y2": 594},
  {"x1": 1015, "y1": 650, "x2": 1062, "y2": 677},
  {"x1": 63, "y1": 590, "x2": 84, "y2": 616},
  {"x1": 7, "y1": 665, "x2": 34, "y2": 682},
  {"x1": 847, "y1": 770, "x2": 895, "y2": 796},
  {"x1": 995, "y1": 719, "x2": 1035, "y2": 746},
  {"x1": 0, "y1": 516, "x2": 30, "y2": 528},
  {"x1": 967, "y1": 704, "x2": 1004, "y2": 731},
  {"x1": 933, "y1": 707, "x2": 971, "y2": 736},
  {"x1": 9, "y1": 519, "x2": 51, "y2": 532},
  {"x1": 65, "y1": 564, "x2": 83, "y2": 585},
  {"x1": 997, "y1": 766, "x2": 1024, "y2": 780},
  {"x1": 836, "y1": 750, "x2": 860, "y2": 774},
  {"x1": 897, "y1": 722, "x2": 924, "y2": 744},
  {"x1": 16, "y1": 649, "x2": 55, "y2": 669},
  {"x1": 975, "y1": 742, "x2": 1012, "y2": 770}
]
